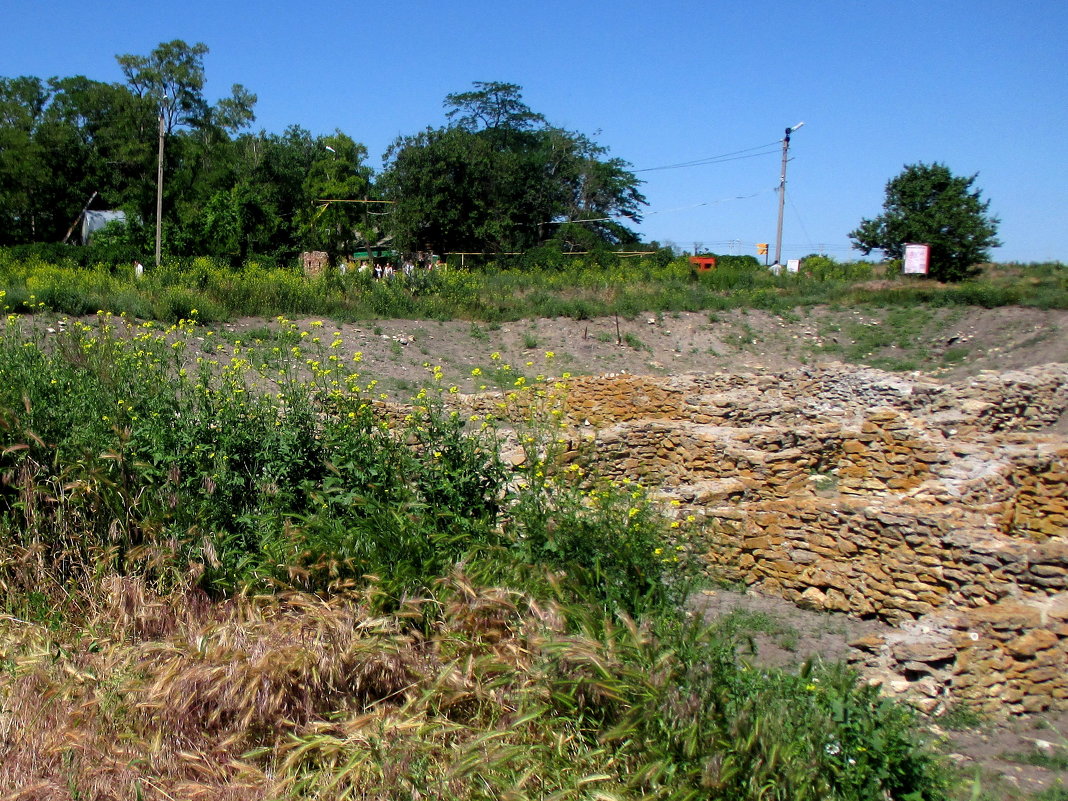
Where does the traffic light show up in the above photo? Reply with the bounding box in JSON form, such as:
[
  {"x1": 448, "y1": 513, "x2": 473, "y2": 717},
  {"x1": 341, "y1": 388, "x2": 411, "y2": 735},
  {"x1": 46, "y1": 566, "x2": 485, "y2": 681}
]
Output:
[{"x1": 756, "y1": 243, "x2": 768, "y2": 256}]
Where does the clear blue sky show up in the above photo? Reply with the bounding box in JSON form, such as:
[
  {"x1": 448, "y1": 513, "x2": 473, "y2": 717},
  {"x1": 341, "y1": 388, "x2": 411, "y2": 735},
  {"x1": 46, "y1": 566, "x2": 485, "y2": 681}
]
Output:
[{"x1": 4, "y1": 0, "x2": 1065, "y2": 262}]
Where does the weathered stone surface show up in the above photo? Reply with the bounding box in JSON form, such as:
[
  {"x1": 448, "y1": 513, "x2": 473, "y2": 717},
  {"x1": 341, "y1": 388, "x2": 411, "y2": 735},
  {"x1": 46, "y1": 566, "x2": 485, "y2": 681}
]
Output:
[
  {"x1": 850, "y1": 635, "x2": 886, "y2": 652},
  {"x1": 825, "y1": 588, "x2": 851, "y2": 612},
  {"x1": 443, "y1": 363, "x2": 1068, "y2": 718},
  {"x1": 797, "y1": 586, "x2": 827, "y2": 609},
  {"x1": 1006, "y1": 630, "x2": 1059, "y2": 657},
  {"x1": 892, "y1": 640, "x2": 957, "y2": 664},
  {"x1": 970, "y1": 602, "x2": 1045, "y2": 630}
]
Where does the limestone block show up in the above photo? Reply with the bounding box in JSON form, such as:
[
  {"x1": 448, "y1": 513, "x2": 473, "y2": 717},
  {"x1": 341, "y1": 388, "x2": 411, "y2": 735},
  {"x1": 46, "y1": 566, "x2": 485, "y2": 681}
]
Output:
[
  {"x1": 849, "y1": 634, "x2": 886, "y2": 652},
  {"x1": 1023, "y1": 666, "x2": 1062, "y2": 683},
  {"x1": 1000, "y1": 686, "x2": 1026, "y2": 703},
  {"x1": 797, "y1": 586, "x2": 827, "y2": 609},
  {"x1": 892, "y1": 640, "x2": 957, "y2": 664},
  {"x1": 825, "y1": 588, "x2": 851, "y2": 612},
  {"x1": 1021, "y1": 695, "x2": 1051, "y2": 713},
  {"x1": 971, "y1": 602, "x2": 1044, "y2": 630}
]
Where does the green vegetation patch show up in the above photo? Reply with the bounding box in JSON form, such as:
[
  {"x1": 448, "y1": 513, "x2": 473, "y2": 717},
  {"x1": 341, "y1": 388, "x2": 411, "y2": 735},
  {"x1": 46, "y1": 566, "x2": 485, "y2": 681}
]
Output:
[{"x1": 2, "y1": 254, "x2": 1065, "y2": 328}]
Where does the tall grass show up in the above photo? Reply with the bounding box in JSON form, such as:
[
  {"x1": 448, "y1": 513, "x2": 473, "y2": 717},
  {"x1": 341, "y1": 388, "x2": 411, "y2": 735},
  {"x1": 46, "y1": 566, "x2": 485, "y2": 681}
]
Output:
[
  {"x1": 0, "y1": 574, "x2": 949, "y2": 800},
  {"x1": 3, "y1": 250, "x2": 1065, "y2": 323},
  {"x1": 0, "y1": 312, "x2": 686, "y2": 615}
]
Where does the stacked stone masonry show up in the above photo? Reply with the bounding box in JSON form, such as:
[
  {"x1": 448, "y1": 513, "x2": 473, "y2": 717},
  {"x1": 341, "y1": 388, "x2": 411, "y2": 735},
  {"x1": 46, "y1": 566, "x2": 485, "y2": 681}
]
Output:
[
  {"x1": 531, "y1": 363, "x2": 1067, "y2": 717},
  {"x1": 425, "y1": 363, "x2": 1066, "y2": 714}
]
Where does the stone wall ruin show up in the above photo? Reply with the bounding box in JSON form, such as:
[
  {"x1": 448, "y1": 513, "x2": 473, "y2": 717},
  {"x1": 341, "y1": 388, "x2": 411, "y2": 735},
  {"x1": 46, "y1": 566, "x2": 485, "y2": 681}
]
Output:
[{"x1": 495, "y1": 363, "x2": 1068, "y2": 716}]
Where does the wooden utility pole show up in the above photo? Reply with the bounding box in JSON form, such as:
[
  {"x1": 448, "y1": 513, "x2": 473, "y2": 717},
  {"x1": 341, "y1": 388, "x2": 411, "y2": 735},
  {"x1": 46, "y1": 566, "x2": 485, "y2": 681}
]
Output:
[{"x1": 154, "y1": 101, "x2": 166, "y2": 267}]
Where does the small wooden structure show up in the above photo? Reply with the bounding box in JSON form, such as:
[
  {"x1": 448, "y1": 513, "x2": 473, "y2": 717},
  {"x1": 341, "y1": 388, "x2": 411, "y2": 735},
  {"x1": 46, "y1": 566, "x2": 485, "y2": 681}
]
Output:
[{"x1": 689, "y1": 256, "x2": 717, "y2": 272}]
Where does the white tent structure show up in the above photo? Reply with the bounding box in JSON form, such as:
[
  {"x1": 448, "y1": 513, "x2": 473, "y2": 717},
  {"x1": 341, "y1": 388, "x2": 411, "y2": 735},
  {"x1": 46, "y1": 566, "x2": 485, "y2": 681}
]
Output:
[{"x1": 81, "y1": 210, "x2": 127, "y2": 244}]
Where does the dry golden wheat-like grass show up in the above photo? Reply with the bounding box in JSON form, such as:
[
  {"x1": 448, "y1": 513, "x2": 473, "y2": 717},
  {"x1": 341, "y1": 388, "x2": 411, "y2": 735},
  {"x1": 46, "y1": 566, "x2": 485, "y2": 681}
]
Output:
[{"x1": 0, "y1": 571, "x2": 622, "y2": 800}]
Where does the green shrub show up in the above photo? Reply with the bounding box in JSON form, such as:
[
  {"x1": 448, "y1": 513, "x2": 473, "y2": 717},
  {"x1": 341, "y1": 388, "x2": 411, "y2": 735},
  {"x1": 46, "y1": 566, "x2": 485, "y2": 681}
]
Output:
[
  {"x1": 152, "y1": 287, "x2": 225, "y2": 321},
  {"x1": 802, "y1": 254, "x2": 874, "y2": 282},
  {"x1": 508, "y1": 477, "x2": 691, "y2": 618},
  {"x1": 531, "y1": 613, "x2": 950, "y2": 801},
  {"x1": 698, "y1": 263, "x2": 762, "y2": 291},
  {"x1": 0, "y1": 315, "x2": 514, "y2": 601}
]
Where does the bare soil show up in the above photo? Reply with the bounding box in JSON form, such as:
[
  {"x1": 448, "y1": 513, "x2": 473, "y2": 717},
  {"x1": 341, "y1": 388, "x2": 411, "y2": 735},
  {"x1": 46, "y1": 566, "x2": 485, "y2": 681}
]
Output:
[{"x1": 220, "y1": 305, "x2": 1068, "y2": 407}]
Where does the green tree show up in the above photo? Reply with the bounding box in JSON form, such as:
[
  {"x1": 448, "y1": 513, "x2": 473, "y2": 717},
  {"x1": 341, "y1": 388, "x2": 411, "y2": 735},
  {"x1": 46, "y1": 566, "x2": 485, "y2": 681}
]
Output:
[
  {"x1": 297, "y1": 132, "x2": 376, "y2": 257},
  {"x1": 44, "y1": 76, "x2": 158, "y2": 221},
  {"x1": 230, "y1": 126, "x2": 320, "y2": 259},
  {"x1": 0, "y1": 76, "x2": 52, "y2": 242},
  {"x1": 116, "y1": 40, "x2": 255, "y2": 135},
  {"x1": 849, "y1": 162, "x2": 1000, "y2": 281},
  {"x1": 0, "y1": 75, "x2": 145, "y2": 244},
  {"x1": 380, "y1": 82, "x2": 644, "y2": 257},
  {"x1": 380, "y1": 126, "x2": 491, "y2": 255},
  {"x1": 548, "y1": 129, "x2": 645, "y2": 248},
  {"x1": 113, "y1": 41, "x2": 258, "y2": 259},
  {"x1": 444, "y1": 81, "x2": 545, "y2": 132},
  {"x1": 0, "y1": 45, "x2": 277, "y2": 256}
]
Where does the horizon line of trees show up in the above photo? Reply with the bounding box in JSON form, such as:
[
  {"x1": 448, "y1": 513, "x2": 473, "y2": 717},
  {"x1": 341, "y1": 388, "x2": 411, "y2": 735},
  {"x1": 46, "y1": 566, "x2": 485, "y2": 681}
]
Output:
[{"x1": 0, "y1": 42, "x2": 648, "y2": 266}]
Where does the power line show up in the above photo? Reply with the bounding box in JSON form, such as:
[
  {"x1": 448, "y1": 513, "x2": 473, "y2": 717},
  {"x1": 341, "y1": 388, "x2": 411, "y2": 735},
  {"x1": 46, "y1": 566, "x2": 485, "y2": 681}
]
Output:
[
  {"x1": 646, "y1": 188, "x2": 776, "y2": 215},
  {"x1": 634, "y1": 140, "x2": 782, "y2": 173},
  {"x1": 545, "y1": 187, "x2": 776, "y2": 226},
  {"x1": 787, "y1": 194, "x2": 815, "y2": 253},
  {"x1": 690, "y1": 240, "x2": 854, "y2": 250}
]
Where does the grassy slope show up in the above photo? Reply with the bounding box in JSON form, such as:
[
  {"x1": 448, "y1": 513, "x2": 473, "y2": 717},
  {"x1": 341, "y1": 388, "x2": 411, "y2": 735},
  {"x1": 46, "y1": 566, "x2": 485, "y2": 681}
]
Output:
[{"x1": 4, "y1": 258, "x2": 1064, "y2": 799}]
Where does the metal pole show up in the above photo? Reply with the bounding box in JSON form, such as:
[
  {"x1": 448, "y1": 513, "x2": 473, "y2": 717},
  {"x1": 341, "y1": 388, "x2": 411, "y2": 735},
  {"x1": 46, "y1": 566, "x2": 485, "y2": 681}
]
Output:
[
  {"x1": 774, "y1": 122, "x2": 804, "y2": 268},
  {"x1": 62, "y1": 190, "x2": 98, "y2": 244},
  {"x1": 154, "y1": 103, "x2": 166, "y2": 268},
  {"x1": 774, "y1": 128, "x2": 790, "y2": 268}
]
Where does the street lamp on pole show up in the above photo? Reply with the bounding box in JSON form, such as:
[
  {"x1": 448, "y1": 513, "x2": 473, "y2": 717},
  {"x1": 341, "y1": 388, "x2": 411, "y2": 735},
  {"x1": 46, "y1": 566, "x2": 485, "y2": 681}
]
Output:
[{"x1": 773, "y1": 121, "x2": 804, "y2": 269}]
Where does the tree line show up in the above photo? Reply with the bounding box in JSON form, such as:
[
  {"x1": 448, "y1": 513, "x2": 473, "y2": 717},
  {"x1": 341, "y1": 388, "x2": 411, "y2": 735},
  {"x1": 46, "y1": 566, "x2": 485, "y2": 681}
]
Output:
[{"x1": 0, "y1": 41, "x2": 646, "y2": 265}]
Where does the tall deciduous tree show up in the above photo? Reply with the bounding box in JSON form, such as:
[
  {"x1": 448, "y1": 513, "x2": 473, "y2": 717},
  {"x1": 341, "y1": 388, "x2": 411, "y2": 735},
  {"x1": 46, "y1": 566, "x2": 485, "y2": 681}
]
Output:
[
  {"x1": 0, "y1": 75, "x2": 147, "y2": 243},
  {"x1": 380, "y1": 83, "x2": 644, "y2": 257},
  {"x1": 0, "y1": 76, "x2": 51, "y2": 242},
  {"x1": 114, "y1": 40, "x2": 259, "y2": 258},
  {"x1": 116, "y1": 40, "x2": 255, "y2": 135},
  {"x1": 849, "y1": 162, "x2": 1000, "y2": 281},
  {"x1": 444, "y1": 81, "x2": 545, "y2": 132},
  {"x1": 549, "y1": 129, "x2": 646, "y2": 248},
  {"x1": 297, "y1": 131, "x2": 376, "y2": 256},
  {"x1": 45, "y1": 76, "x2": 157, "y2": 214},
  {"x1": 231, "y1": 126, "x2": 319, "y2": 258}
]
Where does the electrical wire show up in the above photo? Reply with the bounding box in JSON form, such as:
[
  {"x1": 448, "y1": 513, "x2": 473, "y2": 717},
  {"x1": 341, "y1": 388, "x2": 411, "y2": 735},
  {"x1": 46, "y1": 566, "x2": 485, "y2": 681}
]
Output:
[
  {"x1": 547, "y1": 187, "x2": 776, "y2": 226},
  {"x1": 634, "y1": 140, "x2": 782, "y2": 173},
  {"x1": 787, "y1": 194, "x2": 815, "y2": 253},
  {"x1": 647, "y1": 187, "x2": 776, "y2": 215}
]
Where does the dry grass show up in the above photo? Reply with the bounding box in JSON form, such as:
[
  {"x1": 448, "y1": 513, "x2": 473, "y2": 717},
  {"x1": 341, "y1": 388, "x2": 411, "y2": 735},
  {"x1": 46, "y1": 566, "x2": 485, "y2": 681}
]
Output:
[
  {"x1": 0, "y1": 568, "x2": 954, "y2": 801},
  {"x1": 0, "y1": 572, "x2": 610, "y2": 800}
]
